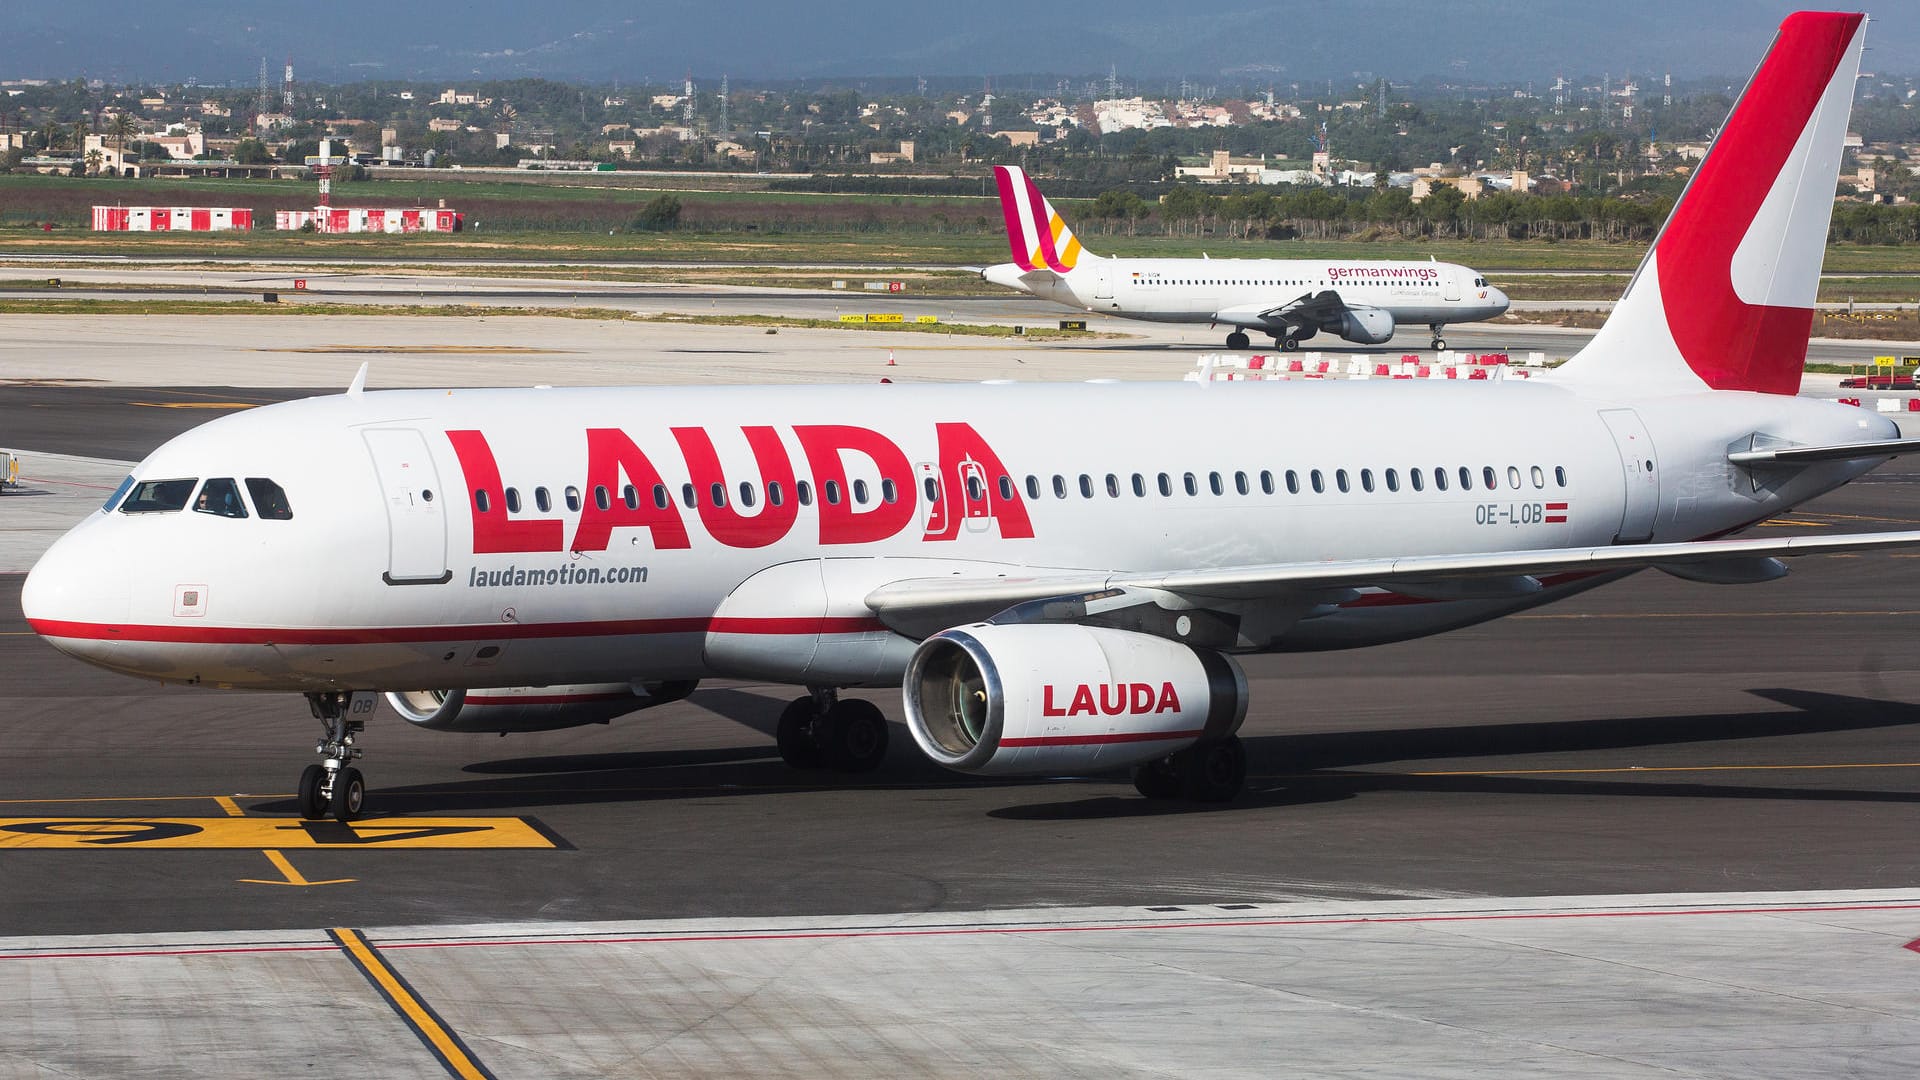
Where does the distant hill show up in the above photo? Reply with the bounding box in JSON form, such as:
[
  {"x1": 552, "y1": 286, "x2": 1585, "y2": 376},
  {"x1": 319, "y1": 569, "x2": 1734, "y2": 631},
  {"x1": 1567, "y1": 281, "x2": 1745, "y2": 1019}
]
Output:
[{"x1": 5, "y1": 1, "x2": 1913, "y2": 86}]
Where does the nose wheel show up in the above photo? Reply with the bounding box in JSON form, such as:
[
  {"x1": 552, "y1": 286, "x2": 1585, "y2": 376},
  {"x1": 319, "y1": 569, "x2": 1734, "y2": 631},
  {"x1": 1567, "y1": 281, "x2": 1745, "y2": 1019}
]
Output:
[
  {"x1": 1429, "y1": 323, "x2": 1447, "y2": 352},
  {"x1": 301, "y1": 692, "x2": 368, "y2": 822},
  {"x1": 776, "y1": 689, "x2": 890, "y2": 773}
]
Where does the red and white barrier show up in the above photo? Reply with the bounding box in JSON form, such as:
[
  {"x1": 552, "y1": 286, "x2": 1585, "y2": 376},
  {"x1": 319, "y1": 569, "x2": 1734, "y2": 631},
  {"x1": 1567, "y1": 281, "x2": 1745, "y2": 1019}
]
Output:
[{"x1": 92, "y1": 206, "x2": 252, "y2": 232}]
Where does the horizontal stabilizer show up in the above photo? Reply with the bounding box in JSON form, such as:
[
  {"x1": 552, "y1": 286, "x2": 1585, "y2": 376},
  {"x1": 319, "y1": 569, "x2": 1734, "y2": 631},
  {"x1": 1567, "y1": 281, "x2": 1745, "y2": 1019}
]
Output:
[{"x1": 1728, "y1": 438, "x2": 1920, "y2": 465}]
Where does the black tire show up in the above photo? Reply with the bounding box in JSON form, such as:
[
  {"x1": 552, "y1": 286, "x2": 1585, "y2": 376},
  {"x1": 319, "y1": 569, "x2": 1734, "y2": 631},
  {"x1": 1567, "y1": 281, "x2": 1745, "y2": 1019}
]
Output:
[
  {"x1": 823, "y1": 699, "x2": 890, "y2": 773},
  {"x1": 776, "y1": 696, "x2": 824, "y2": 769},
  {"x1": 1431, "y1": 337, "x2": 1446, "y2": 351},
  {"x1": 329, "y1": 766, "x2": 365, "y2": 823},
  {"x1": 1132, "y1": 756, "x2": 1183, "y2": 800},
  {"x1": 1281, "y1": 336, "x2": 1300, "y2": 352},
  {"x1": 1225, "y1": 331, "x2": 1251, "y2": 351},
  {"x1": 1178, "y1": 737, "x2": 1247, "y2": 803},
  {"x1": 297, "y1": 764, "x2": 327, "y2": 820}
]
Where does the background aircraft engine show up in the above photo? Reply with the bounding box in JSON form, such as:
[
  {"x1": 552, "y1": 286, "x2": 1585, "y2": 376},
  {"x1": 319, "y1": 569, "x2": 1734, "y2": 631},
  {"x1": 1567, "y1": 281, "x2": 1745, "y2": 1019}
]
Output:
[
  {"x1": 1334, "y1": 306, "x2": 1397, "y2": 345},
  {"x1": 384, "y1": 681, "x2": 696, "y2": 733},
  {"x1": 903, "y1": 624, "x2": 1246, "y2": 776}
]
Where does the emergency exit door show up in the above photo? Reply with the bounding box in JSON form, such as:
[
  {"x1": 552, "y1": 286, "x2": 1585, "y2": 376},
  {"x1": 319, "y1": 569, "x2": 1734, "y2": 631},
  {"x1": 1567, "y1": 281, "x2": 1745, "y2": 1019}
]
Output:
[
  {"x1": 1599, "y1": 409, "x2": 1659, "y2": 544},
  {"x1": 363, "y1": 428, "x2": 451, "y2": 584}
]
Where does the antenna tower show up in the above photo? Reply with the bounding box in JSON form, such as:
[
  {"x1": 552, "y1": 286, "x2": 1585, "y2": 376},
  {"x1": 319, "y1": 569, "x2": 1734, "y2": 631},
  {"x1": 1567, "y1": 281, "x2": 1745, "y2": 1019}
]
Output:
[
  {"x1": 283, "y1": 57, "x2": 294, "y2": 110},
  {"x1": 255, "y1": 57, "x2": 271, "y2": 128},
  {"x1": 683, "y1": 73, "x2": 695, "y2": 125},
  {"x1": 718, "y1": 74, "x2": 729, "y2": 133}
]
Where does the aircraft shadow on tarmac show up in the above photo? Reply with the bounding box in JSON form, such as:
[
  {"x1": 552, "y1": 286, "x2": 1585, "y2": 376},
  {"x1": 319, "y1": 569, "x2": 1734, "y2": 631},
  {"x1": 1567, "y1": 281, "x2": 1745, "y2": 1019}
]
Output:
[{"x1": 252, "y1": 687, "x2": 1920, "y2": 820}]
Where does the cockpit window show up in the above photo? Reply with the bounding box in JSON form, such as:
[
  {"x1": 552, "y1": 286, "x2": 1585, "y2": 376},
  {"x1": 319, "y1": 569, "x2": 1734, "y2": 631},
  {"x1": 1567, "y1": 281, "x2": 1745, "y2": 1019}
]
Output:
[
  {"x1": 120, "y1": 478, "x2": 198, "y2": 514},
  {"x1": 194, "y1": 478, "x2": 248, "y2": 519},
  {"x1": 246, "y1": 479, "x2": 293, "y2": 520},
  {"x1": 102, "y1": 475, "x2": 136, "y2": 513}
]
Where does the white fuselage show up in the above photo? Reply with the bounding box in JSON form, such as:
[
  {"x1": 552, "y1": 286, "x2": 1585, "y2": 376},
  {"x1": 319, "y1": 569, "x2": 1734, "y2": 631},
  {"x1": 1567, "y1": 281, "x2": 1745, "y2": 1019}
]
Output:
[
  {"x1": 985, "y1": 256, "x2": 1510, "y2": 334},
  {"x1": 23, "y1": 378, "x2": 1889, "y2": 694}
]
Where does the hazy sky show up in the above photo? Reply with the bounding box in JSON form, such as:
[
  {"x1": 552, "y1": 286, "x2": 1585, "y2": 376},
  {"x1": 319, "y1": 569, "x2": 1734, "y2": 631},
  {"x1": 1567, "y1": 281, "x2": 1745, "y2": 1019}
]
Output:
[{"x1": 5, "y1": 2, "x2": 1912, "y2": 86}]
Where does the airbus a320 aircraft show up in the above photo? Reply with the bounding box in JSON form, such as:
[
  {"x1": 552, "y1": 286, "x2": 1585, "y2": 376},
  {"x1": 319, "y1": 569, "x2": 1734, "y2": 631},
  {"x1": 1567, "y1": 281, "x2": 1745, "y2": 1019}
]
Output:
[
  {"x1": 23, "y1": 12, "x2": 1916, "y2": 824},
  {"x1": 981, "y1": 165, "x2": 1511, "y2": 351}
]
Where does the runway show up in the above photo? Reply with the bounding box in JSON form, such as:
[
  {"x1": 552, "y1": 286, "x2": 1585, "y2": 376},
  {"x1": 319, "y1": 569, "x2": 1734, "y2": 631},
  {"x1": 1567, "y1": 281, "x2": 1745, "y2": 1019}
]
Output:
[{"x1": 6, "y1": 317, "x2": 1920, "y2": 1075}]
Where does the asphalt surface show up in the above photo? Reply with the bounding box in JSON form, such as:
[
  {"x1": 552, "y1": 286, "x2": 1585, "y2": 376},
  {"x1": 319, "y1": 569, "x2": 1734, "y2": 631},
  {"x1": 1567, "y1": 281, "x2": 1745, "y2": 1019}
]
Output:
[{"x1": 5, "y1": 385, "x2": 1920, "y2": 939}]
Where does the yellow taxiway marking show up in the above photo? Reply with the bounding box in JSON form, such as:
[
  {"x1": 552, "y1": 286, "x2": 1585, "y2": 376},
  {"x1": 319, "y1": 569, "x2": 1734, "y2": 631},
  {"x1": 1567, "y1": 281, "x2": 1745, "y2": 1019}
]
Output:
[
  {"x1": 130, "y1": 402, "x2": 256, "y2": 410},
  {"x1": 241, "y1": 849, "x2": 355, "y2": 887},
  {"x1": 1400, "y1": 761, "x2": 1920, "y2": 777},
  {"x1": 213, "y1": 796, "x2": 246, "y2": 818},
  {"x1": 332, "y1": 928, "x2": 495, "y2": 1080},
  {"x1": 0, "y1": 817, "x2": 558, "y2": 850}
]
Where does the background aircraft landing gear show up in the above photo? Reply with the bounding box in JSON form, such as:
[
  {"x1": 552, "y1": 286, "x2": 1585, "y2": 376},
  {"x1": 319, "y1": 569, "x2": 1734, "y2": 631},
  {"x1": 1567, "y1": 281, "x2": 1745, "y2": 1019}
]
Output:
[
  {"x1": 1225, "y1": 330, "x2": 1251, "y2": 351},
  {"x1": 303, "y1": 691, "x2": 367, "y2": 822},
  {"x1": 1278, "y1": 335, "x2": 1301, "y2": 351},
  {"x1": 777, "y1": 689, "x2": 890, "y2": 773},
  {"x1": 1131, "y1": 735, "x2": 1246, "y2": 803},
  {"x1": 1429, "y1": 324, "x2": 1447, "y2": 351}
]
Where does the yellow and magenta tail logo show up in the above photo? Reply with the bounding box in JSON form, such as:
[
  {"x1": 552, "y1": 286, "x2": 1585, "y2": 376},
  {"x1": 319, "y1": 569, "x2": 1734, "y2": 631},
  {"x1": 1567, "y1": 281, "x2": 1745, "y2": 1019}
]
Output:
[{"x1": 993, "y1": 166, "x2": 1081, "y2": 274}]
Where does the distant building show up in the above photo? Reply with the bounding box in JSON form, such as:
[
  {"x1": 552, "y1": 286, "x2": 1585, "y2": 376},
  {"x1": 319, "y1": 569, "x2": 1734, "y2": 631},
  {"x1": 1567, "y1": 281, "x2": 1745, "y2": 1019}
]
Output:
[{"x1": 869, "y1": 139, "x2": 916, "y2": 165}]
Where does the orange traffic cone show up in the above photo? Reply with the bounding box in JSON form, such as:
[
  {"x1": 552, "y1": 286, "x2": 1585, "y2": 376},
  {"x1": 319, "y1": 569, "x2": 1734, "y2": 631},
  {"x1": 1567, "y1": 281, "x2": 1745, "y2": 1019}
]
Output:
[{"x1": 887, "y1": 349, "x2": 896, "y2": 366}]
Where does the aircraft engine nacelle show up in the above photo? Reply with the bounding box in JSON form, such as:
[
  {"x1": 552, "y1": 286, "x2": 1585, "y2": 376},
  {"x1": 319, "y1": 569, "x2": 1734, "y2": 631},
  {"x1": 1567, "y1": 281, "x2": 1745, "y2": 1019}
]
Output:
[
  {"x1": 903, "y1": 624, "x2": 1246, "y2": 777},
  {"x1": 1334, "y1": 306, "x2": 1396, "y2": 345},
  {"x1": 384, "y1": 681, "x2": 697, "y2": 734}
]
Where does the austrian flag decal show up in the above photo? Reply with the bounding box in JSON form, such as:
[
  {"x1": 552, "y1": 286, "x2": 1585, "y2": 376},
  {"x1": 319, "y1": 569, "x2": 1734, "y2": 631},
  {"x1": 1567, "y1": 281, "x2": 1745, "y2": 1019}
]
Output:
[{"x1": 1546, "y1": 502, "x2": 1569, "y2": 524}]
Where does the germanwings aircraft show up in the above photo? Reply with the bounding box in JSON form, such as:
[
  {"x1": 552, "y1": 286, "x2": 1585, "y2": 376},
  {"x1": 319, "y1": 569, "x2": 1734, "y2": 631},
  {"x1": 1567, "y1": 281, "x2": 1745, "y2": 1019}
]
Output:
[
  {"x1": 981, "y1": 165, "x2": 1511, "y2": 351},
  {"x1": 23, "y1": 12, "x2": 1915, "y2": 823}
]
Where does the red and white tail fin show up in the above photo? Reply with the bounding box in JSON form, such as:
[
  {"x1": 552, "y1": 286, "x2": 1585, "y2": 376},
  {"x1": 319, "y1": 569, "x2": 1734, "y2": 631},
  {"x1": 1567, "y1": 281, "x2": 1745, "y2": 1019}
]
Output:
[
  {"x1": 1562, "y1": 11, "x2": 1865, "y2": 396},
  {"x1": 992, "y1": 165, "x2": 1092, "y2": 274}
]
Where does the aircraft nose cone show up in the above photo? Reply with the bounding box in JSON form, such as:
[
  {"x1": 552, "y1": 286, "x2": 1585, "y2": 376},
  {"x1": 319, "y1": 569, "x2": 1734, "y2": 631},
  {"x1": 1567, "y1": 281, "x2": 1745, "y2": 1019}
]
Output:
[
  {"x1": 1489, "y1": 287, "x2": 1511, "y2": 313},
  {"x1": 22, "y1": 521, "x2": 130, "y2": 651}
]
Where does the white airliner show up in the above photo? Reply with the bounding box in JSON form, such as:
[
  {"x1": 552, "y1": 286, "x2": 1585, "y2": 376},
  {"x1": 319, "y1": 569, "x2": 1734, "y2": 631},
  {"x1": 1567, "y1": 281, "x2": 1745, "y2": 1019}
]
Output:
[
  {"x1": 22, "y1": 12, "x2": 1917, "y2": 824},
  {"x1": 981, "y1": 165, "x2": 1511, "y2": 351}
]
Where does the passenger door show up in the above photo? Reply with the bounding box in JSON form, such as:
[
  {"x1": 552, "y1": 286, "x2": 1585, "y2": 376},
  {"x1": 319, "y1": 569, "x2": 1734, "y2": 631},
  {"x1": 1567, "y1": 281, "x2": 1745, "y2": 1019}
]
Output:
[
  {"x1": 363, "y1": 428, "x2": 451, "y2": 584},
  {"x1": 1599, "y1": 409, "x2": 1659, "y2": 544}
]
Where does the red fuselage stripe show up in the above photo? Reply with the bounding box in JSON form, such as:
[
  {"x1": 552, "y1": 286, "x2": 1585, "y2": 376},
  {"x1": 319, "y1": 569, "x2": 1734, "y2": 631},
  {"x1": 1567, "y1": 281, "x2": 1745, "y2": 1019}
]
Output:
[{"x1": 28, "y1": 615, "x2": 888, "y2": 646}]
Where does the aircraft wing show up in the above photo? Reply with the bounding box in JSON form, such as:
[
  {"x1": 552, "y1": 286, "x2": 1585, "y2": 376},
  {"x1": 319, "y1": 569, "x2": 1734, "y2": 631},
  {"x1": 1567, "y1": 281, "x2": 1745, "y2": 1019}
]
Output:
[
  {"x1": 1213, "y1": 289, "x2": 1347, "y2": 329},
  {"x1": 863, "y1": 529, "x2": 1920, "y2": 635},
  {"x1": 1729, "y1": 437, "x2": 1920, "y2": 464}
]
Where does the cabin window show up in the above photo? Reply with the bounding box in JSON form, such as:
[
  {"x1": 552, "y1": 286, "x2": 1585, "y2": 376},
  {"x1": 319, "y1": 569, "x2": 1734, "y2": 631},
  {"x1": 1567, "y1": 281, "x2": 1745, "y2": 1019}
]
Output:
[
  {"x1": 1435, "y1": 467, "x2": 1450, "y2": 492},
  {"x1": 1555, "y1": 466, "x2": 1568, "y2": 487},
  {"x1": 824, "y1": 480, "x2": 842, "y2": 505},
  {"x1": 1260, "y1": 470, "x2": 1274, "y2": 495},
  {"x1": 768, "y1": 481, "x2": 785, "y2": 507},
  {"x1": 967, "y1": 475, "x2": 985, "y2": 501},
  {"x1": 121, "y1": 478, "x2": 198, "y2": 514},
  {"x1": 924, "y1": 477, "x2": 940, "y2": 502},
  {"x1": 1310, "y1": 469, "x2": 1325, "y2": 494},
  {"x1": 681, "y1": 483, "x2": 696, "y2": 508},
  {"x1": 535, "y1": 487, "x2": 552, "y2": 513},
  {"x1": 473, "y1": 488, "x2": 492, "y2": 514},
  {"x1": 1530, "y1": 466, "x2": 1545, "y2": 489},
  {"x1": 1079, "y1": 474, "x2": 1094, "y2": 498},
  {"x1": 653, "y1": 485, "x2": 670, "y2": 509},
  {"x1": 194, "y1": 477, "x2": 248, "y2": 519},
  {"x1": 1458, "y1": 466, "x2": 1473, "y2": 490},
  {"x1": 504, "y1": 487, "x2": 522, "y2": 514},
  {"x1": 852, "y1": 479, "x2": 869, "y2": 505},
  {"x1": 1234, "y1": 471, "x2": 1250, "y2": 496},
  {"x1": 623, "y1": 485, "x2": 640, "y2": 510},
  {"x1": 1483, "y1": 466, "x2": 1498, "y2": 490},
  {"x1": 596, "y1": 485, "x2": 612, "y2": 511},
  {"x1": 1360, "y1": 469, "x2": 1375, "y2": 493},
  {"x1": 997, "y1": 476, "x2": 1013, "y2": 501},
  {"x1": 1132, "y1": 473, "x2": 1147, "y2": 497},
  {"x1": 881, "y1": 478, "x2": 898, "y2": 504},
  {"x1": 1026, "y1": 475, "x2": 1041, "y2": 499},
  {"x1": 566, "y1": 486, "x2": 582, "y2": 512},
  {"x1": 245, "y1": 478, "x2": 293, "y2": 520},
  {"x1": 1158, "y1": 472, "x2": 1173, "y2": 497},
  {"x1": 1209, "y1": 472, "x2": 1224, "y2": 496},
  {"x1": 1183, "y1": 472, "x2": 1198, "y2": 496},
  {"x1": 1106, "y1": 473, "x2": 1121, "y2": 498},
  {"x1": 1384, "y1": 468, "x2": 1399, "y2": 493},
  {"x1": 1336, "y1": 469, "x2": 1350, "y2": 493},
  {"x1": 739, "y1": 482, "x2": 758, "y2": 508},
  {"x1": 1408, "y1": 468, "x2": 1423, "y2": 493},
  {"x1": 797, "y1": 480, "x2": 814, "y2": 506},
  {"x1": 1506, "y1": 466, "x2": 1521, "y2": 489}
]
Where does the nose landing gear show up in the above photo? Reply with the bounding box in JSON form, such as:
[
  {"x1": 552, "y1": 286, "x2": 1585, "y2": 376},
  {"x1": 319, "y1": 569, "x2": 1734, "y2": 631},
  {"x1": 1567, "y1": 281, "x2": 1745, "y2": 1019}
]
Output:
[
  {"x1": 1429, "y1": 322, "x2": 1447, "y2": 351},
  {"x1": 300, "y1": 691, "x2": 368, "y2": 822}
]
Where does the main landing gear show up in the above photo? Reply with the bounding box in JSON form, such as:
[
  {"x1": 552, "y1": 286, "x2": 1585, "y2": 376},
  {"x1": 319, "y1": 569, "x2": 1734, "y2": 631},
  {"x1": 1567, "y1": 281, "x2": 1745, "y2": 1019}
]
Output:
[
  {"x1": 1131, "y1": 736, "x2": 1247, "y2": 803},
  {"x1": 1225, "y1": 330, "x2": 1251, "y2": 351},
  {"x1": 300, "y1": 691, "x2": 367, "y2": 822},
  {"x1": 776, "y1": 688, "x2": 890, "y2": 773},
  {"x1": 1429, "y1": 322, "x2": 1447, "y2": 351},
  {"x1": 1276, "y1": 335, "x2": 1302, "y2": 351}
]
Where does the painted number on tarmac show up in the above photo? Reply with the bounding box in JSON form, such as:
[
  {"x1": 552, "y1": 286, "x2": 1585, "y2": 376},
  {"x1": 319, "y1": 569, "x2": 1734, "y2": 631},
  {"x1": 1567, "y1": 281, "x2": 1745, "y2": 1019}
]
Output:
[{"x1": 0, "y1": 817, "x2": 559, "y2": 850}]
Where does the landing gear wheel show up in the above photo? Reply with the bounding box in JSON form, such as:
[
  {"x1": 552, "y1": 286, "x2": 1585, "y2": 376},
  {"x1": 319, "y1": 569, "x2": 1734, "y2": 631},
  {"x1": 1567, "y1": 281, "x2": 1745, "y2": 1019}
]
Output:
[
  {"x1": 776, "y1": 696, "x2": 826, "y2": 769},
  {"x1": 1132, "y1": 756, "x2": 1184, "y2": 800},
  {"x1": 1281, "y1": 336, "x2": 1301, "y2": 352},
  {"x1": 822, "y1": 699, "x2": 890, "y2": 773},
  {"x1": 1431, "y1": 337, "x2": 1446, "y2": 351},
  {"x1": 1178, "y1": 736, "x2": 1247, "y2": 803},
  {"x1": 329, "y1": 766, "x2": 365, "y2": 823},
  {"x1": 1225, "y1": 330, "x2": 1251, "y2": 351},
  {"x1": 297, "y1": 764, "x2": 327, "y2": 820}
]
